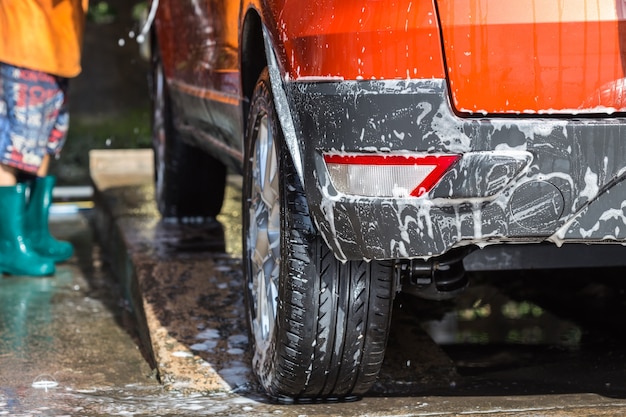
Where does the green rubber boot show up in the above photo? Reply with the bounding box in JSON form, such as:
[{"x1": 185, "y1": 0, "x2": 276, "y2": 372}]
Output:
[
  {"x1": 24, "y1": 176, "x2": 74, "y2": 263},
  {"x1": 0, "y1": 184, "x2": 55, "y2": 276}
]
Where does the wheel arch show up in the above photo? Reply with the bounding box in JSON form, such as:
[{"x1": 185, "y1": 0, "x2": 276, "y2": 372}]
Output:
[
  {"x1": 241, "y1": 9, "x2": 266, "y2": 115},
  {"x1": 240, "y1": 7, "x2": 305, "y2": 184}
]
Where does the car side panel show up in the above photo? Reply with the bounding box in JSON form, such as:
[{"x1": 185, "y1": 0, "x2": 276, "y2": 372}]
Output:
[
  {"x1": 262, "y1": 0, "x2": 445, "y2": 81},
  {"x1": 155, "y1": 0, "x2": 239, "y2": 88},
  {"x1": 155, "y1": 0, "x2": 244, "y2": 167}
]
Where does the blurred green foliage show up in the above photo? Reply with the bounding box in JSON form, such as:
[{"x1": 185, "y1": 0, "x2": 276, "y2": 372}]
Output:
[{"x1": 87, "y1": 1, "x2": 117, "y2": 24}]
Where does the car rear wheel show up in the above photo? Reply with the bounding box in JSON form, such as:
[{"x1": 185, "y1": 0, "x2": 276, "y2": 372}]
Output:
[
  {"x1": 150, "y1": 41, "x2": 226, "y2": 219},
  {"x1": 243, "y1": 68, "x2": 396, "y2": 401}
]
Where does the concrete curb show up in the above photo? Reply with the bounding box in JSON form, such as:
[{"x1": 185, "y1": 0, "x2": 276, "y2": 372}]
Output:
[{"x1": 89, "y1": 149, "x2": 250, "y2": 394}]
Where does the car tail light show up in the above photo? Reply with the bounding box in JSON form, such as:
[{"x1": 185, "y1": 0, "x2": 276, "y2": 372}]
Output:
[{"x1": 323, "y1": 153, "x2": 459, "y2": 198}]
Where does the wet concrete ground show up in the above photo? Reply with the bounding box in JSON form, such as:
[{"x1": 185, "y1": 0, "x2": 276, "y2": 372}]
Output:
[
  {"x1": 0, "y1": 211, "x2": 159, "y2": 415},
  {"x1": 5, "y1": 151, "x2": 626, "y2": 415}
]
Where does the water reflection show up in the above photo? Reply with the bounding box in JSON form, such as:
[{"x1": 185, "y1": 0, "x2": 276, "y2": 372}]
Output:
[
  {"x1": 422, "y1": 285, "x2": 582, "y2": 348},
  {"x1": 216, "y1": 177, "x2": 243, "y2": 257},
  {"x1": 0, "y1": 277, "x2": 59, "y2": 355}
]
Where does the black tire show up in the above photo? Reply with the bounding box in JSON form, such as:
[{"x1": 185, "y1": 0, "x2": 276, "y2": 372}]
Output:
[
  {"x1": 242, "y1": 68, "x2": 396, "y2": 401},
  {"x1": 150, "y1": 41, "x2": 226, "y2": 219}
]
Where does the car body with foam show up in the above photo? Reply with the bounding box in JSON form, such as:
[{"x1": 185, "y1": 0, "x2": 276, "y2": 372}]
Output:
[{"x1": 150, "y1": 0, "x2": 626, "y2": 401}]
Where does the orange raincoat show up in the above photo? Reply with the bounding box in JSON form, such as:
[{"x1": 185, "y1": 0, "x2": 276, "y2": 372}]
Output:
[{"x1": 0, "y1": 0, "x2": 89, "y2": 78}]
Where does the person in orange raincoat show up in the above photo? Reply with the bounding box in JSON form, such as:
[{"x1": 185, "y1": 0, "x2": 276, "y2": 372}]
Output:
[{"x1": 0, "y1": 0, "x2": 88, "y2": 276}]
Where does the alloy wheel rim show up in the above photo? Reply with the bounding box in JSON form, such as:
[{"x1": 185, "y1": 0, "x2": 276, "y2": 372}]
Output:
[{"x1": 248, "y1": 113, "x2": 280, "y2": 349}]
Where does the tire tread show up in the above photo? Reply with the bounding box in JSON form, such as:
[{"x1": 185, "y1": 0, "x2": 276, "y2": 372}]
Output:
[{"x1": 244, "y1": 68, "x2": 395, "y2": 401}]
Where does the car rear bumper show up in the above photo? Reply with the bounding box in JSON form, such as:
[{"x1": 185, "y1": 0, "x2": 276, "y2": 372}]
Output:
[{"x1": 285, "y1": 79, "x2": 626, "y2": 261}]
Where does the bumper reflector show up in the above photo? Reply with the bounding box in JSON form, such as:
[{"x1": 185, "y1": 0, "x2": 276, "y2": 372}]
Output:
[{"x1": 323, "y1": 154, "x2": 459, "y2": 197}]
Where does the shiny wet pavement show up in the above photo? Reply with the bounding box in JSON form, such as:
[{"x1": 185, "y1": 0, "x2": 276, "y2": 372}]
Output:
[
  {"x1": 4, "y1": 171, "x2": 626, "y2": 415},
  {"x1": 0, "y1": 211, "x2": 159, "y2": 415}
]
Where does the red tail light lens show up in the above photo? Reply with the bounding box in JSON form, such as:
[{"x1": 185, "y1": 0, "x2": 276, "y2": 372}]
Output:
[{"x1": 323, "y1": 153, "x2": 459, "y2": 197}]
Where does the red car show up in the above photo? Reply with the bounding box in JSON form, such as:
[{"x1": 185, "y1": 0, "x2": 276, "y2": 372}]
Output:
[{"x1": 151, "y1": 0, "x2": 626, "y2": 401}]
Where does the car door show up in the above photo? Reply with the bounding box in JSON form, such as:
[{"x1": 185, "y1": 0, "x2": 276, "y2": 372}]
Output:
[{"x1": 156, "y1": 0, "x2": 243, "y2": 161}]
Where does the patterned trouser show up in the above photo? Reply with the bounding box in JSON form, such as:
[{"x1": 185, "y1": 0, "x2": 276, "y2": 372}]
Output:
[{"x1": 0, "y1": 63, "x2": 69, "y2": 174}]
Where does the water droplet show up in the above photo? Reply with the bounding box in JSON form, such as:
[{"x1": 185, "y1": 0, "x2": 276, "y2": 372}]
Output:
[{"x1": 32, "y1": 375, "x2": 58, "y2": 392}]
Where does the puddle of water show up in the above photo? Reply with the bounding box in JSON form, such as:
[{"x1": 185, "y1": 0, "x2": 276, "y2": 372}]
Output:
[
  {"x1": 0, "y1": 212, "x2": 158, "y2": 415},
  {"x1": 422, "y1": 285, "x2": 582, "y2": 348}
]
